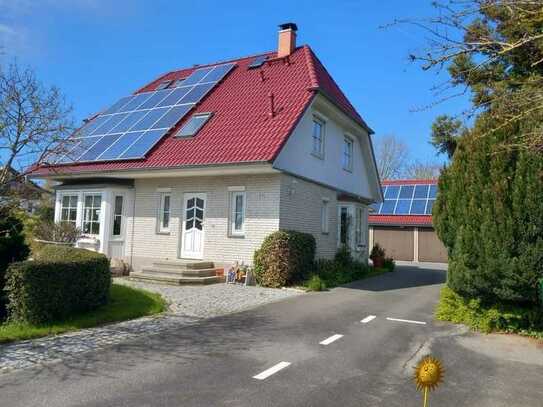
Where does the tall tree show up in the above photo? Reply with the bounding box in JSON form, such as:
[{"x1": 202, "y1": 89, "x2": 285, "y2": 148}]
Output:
[
  {"x1": 0, "y1": 62, "x2": 73, "y2": 196},
  {"x1": 374, "y1": 134, "x2": 409, "y2": 180},
  {"x1": 393, "y1": 0, "x2": 543, "y2": 151},
  {"x1": 403, "y1": 160, "x2": 442, "y2": 179}
]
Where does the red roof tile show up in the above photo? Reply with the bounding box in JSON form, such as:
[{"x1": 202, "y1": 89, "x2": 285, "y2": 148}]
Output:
[
  {"x1": 368, "y1": 215, "x2": 433, "y2": 226},
  {"x1": 33, "y1": 45, "x2": 369, "y2": 176}
]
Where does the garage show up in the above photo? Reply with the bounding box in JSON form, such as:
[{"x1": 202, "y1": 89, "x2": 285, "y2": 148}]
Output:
[
  {"x1": 418, "y1": 228, "x2": 448, "y2": 263},
  {"x1": 368, "y1": 179, "x2": 448, "y2": 264},
  {"x1": 372, "y1": 226, "x2": 414, "y2": 261}
]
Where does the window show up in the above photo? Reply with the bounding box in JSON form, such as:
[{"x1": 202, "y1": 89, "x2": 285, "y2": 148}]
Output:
[
  {"x1": 321, "y1": 199, "x2": 329, "y2": 234},
  {"x1": 112, "y1": 195, "x2": 123, "y2": 236},
  {"x1": 60, "y1": 195, "x2": 78, "y2": 226},
  {"x1": 176, "y1": 112, "x2": 212, "y2": 137},
  {"x1": 343, "y1": 137, "x2": 353, "y2": 171},
  {"x1": 312, "y1": 117, "x2": 325, "y2": 158},
  {"x1": 339, "y1": 207, "x2": 349, "y2": 246},
  {"x1": 355, "y1": 207, "x2": 364, "y2": 246},
  {"x1": 230, "y1": 191, "x2": 245, "y2": 236},
  {"x1": 158, "y1": 193, "x2": 171, "y2": 233},
  {"x1": 83, "y1": 194, "x2": 101, "y2": 235}
]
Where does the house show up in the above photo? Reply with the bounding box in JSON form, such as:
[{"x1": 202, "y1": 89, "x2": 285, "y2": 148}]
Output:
[
  {"x1": 31, "y1": 24, "x2": 382, "y2": 280},
  {"x1": 1, "y1": 166, "x2": 53, "y2": 214},
  {"x1": 368, "y1": 179, "x2": 447, "y2": 263}
]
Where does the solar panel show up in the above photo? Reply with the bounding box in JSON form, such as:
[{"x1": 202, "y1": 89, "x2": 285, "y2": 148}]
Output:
[
  {"x1": 58, "y1": 62, "x2": 235, "y2": 164},
  {"x1": 248, "y1": 55, "x2": 267, "y2": 69},
  {"x1": 375, "y1": 183, "x2": 438, "y2": 215}
]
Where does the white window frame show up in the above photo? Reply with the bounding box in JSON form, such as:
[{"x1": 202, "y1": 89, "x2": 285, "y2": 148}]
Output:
[
  {"x1": 111, "y1": 195, "x2": 124, "y2": 237},
  {"x1": 321, "y1": 198, "x2": 330, "y2": 234},
  {"x1": 82, "y1": 193, "x2": 102, "y2": 236},
  {"x1": 158, "y1": 192, "x2": 171, "y2": 234},
  {"x1": 228, "y1": 186, "x2": 246, "y2": 237},
  {"x1": 311, "y1": 116, "x2": 325, "y2": 159},
  {"x1": 59, "y1": 194, "x2": 78, "y2": 226},
  {"x1": 342, "y1": 136, "x2": 353, "y2": 172}
]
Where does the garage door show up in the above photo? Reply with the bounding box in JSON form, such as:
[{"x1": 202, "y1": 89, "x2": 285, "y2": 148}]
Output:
[
  {"x1": 373, "y1": 226, "x2": 414, "y2": 261},
  {"x1": 418, "y1": 228, "x2": 448, "y2": 263}
]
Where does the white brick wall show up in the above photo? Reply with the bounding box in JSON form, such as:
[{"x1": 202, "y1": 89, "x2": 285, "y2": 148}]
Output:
[
  {"x1": 125, "y1": 174, "x2": 281, "y2": 268},
  {"x1": 279, "y1": 174, "x2": 338, "y2": 259}
]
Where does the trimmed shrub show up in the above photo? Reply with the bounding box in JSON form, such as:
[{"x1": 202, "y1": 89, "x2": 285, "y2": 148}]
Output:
[
  {"x1": 383, "y1": 258, "x2": 395, "y2": 272},
  {"x1": 306, "y1": 275, "x2": 326, "y2": 292},
  {"x1": 5, "y1": 246, "x2": 111, "y2": 324},
  {"x1": 312, "y1": 256, "x2": 370, "y2": 288},
  {"x1": 254, "y1": 230, "x2": 316, "y2": 288},
  {"x1": 0, "y1": 208, "x2": 30, "y2": 289}
]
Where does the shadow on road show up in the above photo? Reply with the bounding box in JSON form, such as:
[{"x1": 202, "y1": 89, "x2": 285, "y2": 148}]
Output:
[{"x1": 343, "y1": 265, "x2": 446, "y2": 292}]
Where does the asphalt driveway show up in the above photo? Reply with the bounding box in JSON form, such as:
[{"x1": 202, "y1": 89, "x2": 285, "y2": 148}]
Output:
[{"x1": 0, "y1": 264, "x2": 541, "y2": 406}]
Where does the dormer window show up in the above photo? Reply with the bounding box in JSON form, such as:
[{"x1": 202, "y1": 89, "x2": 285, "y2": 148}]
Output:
[
  {"x1": 156, "y1": 80, "x2": 174, "y2": 90},
  {"x1": 176, "y1": 112, "x2": 213, "y2": 138}
]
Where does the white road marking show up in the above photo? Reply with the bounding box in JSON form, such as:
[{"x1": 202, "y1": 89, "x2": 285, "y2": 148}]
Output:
[
  {"x1": 386, "y1": 317, "x2": 427, "y2": 325},
  {"x1": 361, "y1": 315, "x2": 377, "y2": 324},
  {"x1": 319, "y1": 334, "x2": 344, "y2": 345},
  {"x1": 253, "y1": 361, "x2": 291, "y2": 380}
]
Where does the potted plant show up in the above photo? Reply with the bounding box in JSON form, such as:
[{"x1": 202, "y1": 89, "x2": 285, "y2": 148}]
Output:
[{"x1": 370, "y1": 243, "x2": 386, "y2": 268}]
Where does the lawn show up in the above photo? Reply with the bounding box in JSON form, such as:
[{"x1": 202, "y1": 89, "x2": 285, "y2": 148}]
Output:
[{"x1": 0, "y1": 283, "x2": 167, "y2": 344}]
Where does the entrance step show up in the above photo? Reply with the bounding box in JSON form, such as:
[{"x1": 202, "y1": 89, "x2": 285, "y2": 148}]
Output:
[
  {"x1": 129, "y1": 259, "x2": 222, "y2": 285},
  {"x1": 129, "y1": 272, "x2": 222, "y2": 285},
  {"x1": 141, "y1": 267, "x2": 217, "y2": 278},
  {"x1": 151, "y1": 260, "x2": 215, "y2": 271}
]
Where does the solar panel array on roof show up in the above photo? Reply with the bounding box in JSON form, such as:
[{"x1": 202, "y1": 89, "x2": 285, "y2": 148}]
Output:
[
  {"x1": 370, "y1": 183, "x2": 437, "y2": 215},
  {"x1": 57, "y1": 63, "x2": 235, "y2": 164}
]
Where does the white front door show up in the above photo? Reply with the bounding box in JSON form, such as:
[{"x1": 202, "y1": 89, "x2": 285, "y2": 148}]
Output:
[{"x1": 181, "y1": 193, "x2": 206, "y2": 259}]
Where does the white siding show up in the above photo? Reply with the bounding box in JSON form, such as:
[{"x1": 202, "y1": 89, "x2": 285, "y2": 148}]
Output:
[
  {"x1": 125, "y1": 174, "x2": 281, "y2": 268},
  {"x1": 273, "y1": 96, "x2": 377, "y2": 200},
  {"x1": 279, "y1": 174, "x2": 338, "y2": 259}
]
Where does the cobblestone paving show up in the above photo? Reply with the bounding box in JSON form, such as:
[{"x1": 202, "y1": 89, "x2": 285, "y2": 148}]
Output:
[{"x1": 0, "y1": 280, "x2": 302, "y2": 374}]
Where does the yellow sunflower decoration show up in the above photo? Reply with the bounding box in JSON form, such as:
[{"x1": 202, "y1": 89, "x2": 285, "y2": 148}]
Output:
[{"x1": 414, "y1": 355, "x2": 444, "y2": 407}]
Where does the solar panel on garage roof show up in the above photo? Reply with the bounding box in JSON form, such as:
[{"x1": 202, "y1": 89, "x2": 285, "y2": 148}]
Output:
[
  {"x1": 57, "y1": 62, "x2": 235, "y2": 164},
  {"x1": 372, "y1": 183, "x2": 438, "y2": 215}
]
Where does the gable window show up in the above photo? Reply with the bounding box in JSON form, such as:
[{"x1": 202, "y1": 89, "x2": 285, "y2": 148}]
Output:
[
  {"x1": 112, "y1": 195, "x2": 124, "y2": 236},
  {"x1": 60, "y1": 195, "x2": 78, "y2": 226},
  {"x1": 229, "y1": 188, "x2": 246, "y2": 236},
  {"x1": 342, "y1": 136, "x2": 353, "y2": 171},
  {"x1": 176, "y1": 112, "x2": 213, "y2": 138},
  {"x1": 83, "y1": 194, "x2": 101, "y2": 235},
  {"x1": 158, "y1": 193, "x2": 171, "y2": 233},
  {"x1": 321, "y1": 199, "x2": 330, "y2": 234},
  {"x1": 312, "y1": 116, "x2": 325, "y2": 158}
]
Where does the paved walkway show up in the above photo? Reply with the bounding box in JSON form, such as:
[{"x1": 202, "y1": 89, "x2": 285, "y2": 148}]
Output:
[{"x1": 0, "y1": 280, "x2": 302, "y2": 374}]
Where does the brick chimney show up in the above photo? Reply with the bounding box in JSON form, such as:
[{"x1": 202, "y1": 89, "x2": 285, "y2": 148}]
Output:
[{"x1": 277, "y1": 23, "x2": 298, "y2": 58}]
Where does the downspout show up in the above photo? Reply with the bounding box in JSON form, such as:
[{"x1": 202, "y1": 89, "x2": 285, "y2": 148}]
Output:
[{"x1": 129, "y1": 185, "x2": 136, "y2": 272}]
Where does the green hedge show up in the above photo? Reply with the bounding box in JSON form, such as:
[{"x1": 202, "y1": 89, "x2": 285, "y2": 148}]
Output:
[
  {"x1": 5, "y1": 246, "x2": 111, "y2": 324},
  {"x1": 0, "y1": 208, "x2": 30, "y2": 290},
  {"x1": 254, "y1": 230, "x2": 316, "y2": 288},
  {"x1": 436, "y1": 287, "x2": 543, "y2": 338}
]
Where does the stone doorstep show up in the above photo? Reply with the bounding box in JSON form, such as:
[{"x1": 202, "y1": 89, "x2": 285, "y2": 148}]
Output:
[
  {"x1": 151, "y1": 260, "x2": 215, "y2": 270},
  {"x1": 129, "y1": 272, "x2": 222, "y2": 285},
  {"x1": 141, "y1": 267, "x2": 217, "y2": 277}
]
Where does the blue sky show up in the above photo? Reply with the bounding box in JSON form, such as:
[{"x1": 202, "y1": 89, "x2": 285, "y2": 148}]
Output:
[{"x1": 0, "y1": 0, "x2": 469, "y2": 164}]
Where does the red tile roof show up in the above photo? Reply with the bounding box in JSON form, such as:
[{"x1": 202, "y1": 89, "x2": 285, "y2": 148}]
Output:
[
  {"x1": 33, "y1": 45, "x2": 369, "y2": 176},
  {"x1": 369, "y1": 179, "x2": 437, "y2": 227},
  {"x1": 368, "y1": 214, "x2": 433, "y2": 227}
]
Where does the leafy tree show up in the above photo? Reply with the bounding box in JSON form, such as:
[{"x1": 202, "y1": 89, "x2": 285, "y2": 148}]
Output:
[
  {"x1": 0, "y1": 207, "x2": 29, "y2": 289},
  {"x1": 431, "y1": 115, "x2": 466, "y2": 158},
  {"x1": 0, "y1": 62, "x2": 73, "y2": 203},
  {"x1": 393, "y1": 0, "x2": 543, "y2": 151},
  {"x1": 374, "y1": 134, "x2": 409, "y2": 179}
]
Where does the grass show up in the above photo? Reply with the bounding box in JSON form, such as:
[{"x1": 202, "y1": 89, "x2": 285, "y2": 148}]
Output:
[
  {"x1": 436, "y1": 286, "x2": 543, "y2": 339},
  {"x1": 0, "y1": 283, "x2": 167, "y2": 344}
]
